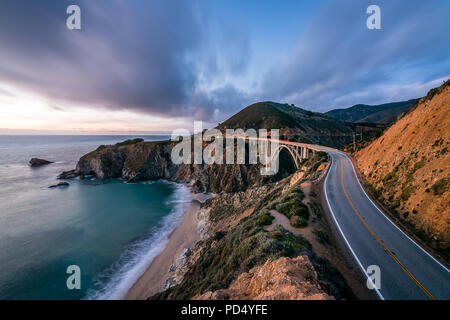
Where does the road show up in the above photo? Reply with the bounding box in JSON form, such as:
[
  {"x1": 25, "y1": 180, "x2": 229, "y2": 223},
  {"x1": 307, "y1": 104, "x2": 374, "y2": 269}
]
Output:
[
  {"x1": 230, "y1": 135, "x2": 450, "y2": 299},
  {"x1": 314, "y1": 146, "x2": 450, "y2": 300}
]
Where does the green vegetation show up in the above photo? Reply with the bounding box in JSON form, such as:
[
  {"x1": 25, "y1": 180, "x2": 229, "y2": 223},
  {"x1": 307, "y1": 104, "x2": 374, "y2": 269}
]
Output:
[
  {"x1": 432, "y1": 178, "x2": 448, "y2": 196},
  {"x1": 151, "y1": 178, "x2": 354, "y2": 300},
  {"x1": 115, "y1": 138, "x2": 144, "y2": 147},
  {"x1": 422, "y1": 79, "x2": 450, "y2": 103},
  {"x1": 313, "y1": 229, "x2": 330, "y2": 244},
  {"x1": 290, "y1": 215, "x2": 307, "y2": 228},
  {"x1": 287, "y1": 187, "x2": 305, "y2": 199},
  {"x1": 383, "y1": 170, "x2": 397, "y2": 184},
  {"x1": 312, "y1": 161, "x2": 324, "y2": 172},
  {"x1": 383, "y1": 160, "x2": 406, "y2": 185},
  {"x1": 317, "y1": 151, "x2": 328, "y2": 160},
  {"x1": 277, "y1": 189, "x2": 309, "y2": 228},
  {"x1": 309, "y1": 201, "x2": 322, "y2": 219},
  {"x1": 325, "y1": 99, "x2": 417, "y2": 124},
  {"x1": 413, "y1": 158, "x2": 426, "y2": 171},
  {"x1": 152, "y1": 215, "x2": 311, "y2": 299},
  {"x1": 218, "y1": 102, "x2": 298, "y2": 130},
  {"x1": 400, "y1": 185, "x2": 416, "y2": 201},
  {"x1": 85, "y1": 138, "x2": 145, "y2": 157},
  {"x1": 95, "y1": 145, "x2": 107, "y2": 152},
  {"x1": 258, "y1": 212, "x2": 275, "y2": 226}
]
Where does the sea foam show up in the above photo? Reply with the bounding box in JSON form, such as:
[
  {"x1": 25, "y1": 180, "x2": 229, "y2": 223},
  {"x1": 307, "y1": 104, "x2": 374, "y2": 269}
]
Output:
[{"x1": 85, "y1": 181, "x2": 191, "y2": 300}]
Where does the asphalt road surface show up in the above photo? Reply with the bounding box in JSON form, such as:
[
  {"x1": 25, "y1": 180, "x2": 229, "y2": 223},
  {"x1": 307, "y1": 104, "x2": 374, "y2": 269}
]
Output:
[
  {"x1": 232, "y1": 135, "x2": 449, "y2": 299},
  {"x1": 316, "y1": 146, "x2": 450, "y2": 300}
]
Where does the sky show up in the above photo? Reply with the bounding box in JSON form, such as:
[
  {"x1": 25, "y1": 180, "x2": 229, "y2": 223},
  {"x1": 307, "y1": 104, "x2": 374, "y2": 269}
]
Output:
[{"x1": 0, "y1": 0, "x2": 449, "y2": 134}]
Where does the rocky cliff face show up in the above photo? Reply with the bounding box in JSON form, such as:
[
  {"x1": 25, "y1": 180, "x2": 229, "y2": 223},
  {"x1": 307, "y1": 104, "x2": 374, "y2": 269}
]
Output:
[
  {"x1": 356, "y1": 80, "x2": 450, "y2": 252},
  {"x1": 64, "y1": 139, "x2": 296, "y2": 193},
  {"x1": 193, "y1": 256, "x2": 334, "y2": 300}
]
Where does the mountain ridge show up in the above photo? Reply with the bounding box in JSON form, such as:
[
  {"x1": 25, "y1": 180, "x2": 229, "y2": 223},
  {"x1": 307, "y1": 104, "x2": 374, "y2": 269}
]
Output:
[
  {"x1": 326, "y1": 99, "x2": 418, "y2": 124},
  {"x1": 218, "y1": 101, "x2": 381, "y2": 147}
]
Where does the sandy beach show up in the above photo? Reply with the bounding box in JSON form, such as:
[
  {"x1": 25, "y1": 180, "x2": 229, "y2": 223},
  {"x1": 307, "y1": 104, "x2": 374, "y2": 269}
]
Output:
[{"x1": 125, "y1": 193, "x2": 212, "y2": 300}]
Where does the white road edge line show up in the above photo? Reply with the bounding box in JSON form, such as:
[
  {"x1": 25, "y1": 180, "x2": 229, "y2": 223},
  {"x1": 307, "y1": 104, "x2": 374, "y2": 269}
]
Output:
[
  {"x1": 323, "y1": 154, "x2": 385, "y2": 300},
  {"x1": 343, "y1": 153, "x2": 450, "y2": 274}
]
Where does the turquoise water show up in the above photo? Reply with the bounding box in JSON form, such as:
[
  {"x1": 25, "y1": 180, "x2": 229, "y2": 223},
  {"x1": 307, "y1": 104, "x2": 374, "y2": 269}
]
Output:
[{"x1": 0, "y1": 135, "x2": 190, "y2": 300}]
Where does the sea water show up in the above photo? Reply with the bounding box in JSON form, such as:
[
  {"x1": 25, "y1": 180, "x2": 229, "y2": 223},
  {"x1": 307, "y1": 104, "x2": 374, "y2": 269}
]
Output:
[{"x1": 0, "y1": 135, "x2": 190, "y2": 299}]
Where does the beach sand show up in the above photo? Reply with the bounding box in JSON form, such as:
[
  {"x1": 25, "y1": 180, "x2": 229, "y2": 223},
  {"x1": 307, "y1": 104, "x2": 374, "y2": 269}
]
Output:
[{"x1": 125, "y1": 193, "x2": 212, "y2": 300}]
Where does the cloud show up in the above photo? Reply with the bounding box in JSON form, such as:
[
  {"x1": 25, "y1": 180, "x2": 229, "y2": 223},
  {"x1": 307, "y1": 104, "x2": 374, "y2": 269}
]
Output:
[
  {"x1": 0, "y1": 0, "x2": 250, "y2": 119},
  {"x1": 260, "y1": 0, "x2": 450, "y2": 110},
  {"x1": 1, "y1": 0, "x2": 449, "y2": 122}
]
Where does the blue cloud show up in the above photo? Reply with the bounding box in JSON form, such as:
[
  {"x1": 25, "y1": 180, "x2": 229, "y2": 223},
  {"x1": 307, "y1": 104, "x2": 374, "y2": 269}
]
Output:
[
  {"x1": 260, "y1": 0, "x2": 450, "y2": 110},
  {"x1": 0, "y1": 0, "x2": 449, "y2": 120}
]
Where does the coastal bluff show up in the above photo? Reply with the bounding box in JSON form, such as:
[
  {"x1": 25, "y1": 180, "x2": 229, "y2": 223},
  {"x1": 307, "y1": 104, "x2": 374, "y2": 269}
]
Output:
[{"x1": 59, "y1": 138, "x2": 296, "y2": 193}]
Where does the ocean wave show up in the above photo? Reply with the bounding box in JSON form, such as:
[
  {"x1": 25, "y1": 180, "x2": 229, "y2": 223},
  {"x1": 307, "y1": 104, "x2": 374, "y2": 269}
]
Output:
[{"x1": 85, "y1": 182, "x2": 191, "y2": 300}]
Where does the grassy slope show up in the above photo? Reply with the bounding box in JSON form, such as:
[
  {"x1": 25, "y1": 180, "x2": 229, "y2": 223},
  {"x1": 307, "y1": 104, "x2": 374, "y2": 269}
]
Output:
[
  {"x1": 218, "y1": 101, "x2": 366, "y2": 147},
  {"x1": 152, "y1": 155, "x2": 354, "y2": 300}
]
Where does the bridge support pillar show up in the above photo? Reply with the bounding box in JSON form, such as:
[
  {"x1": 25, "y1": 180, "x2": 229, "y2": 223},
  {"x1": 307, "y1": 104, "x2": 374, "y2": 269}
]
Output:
[{"x1": 301, "y1": 147, "x2": 308, "y2": 159}]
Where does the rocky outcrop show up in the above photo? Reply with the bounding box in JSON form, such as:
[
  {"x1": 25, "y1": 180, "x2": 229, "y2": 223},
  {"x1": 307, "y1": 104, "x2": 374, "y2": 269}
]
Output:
[
  {"x1": 30, "y1": 158, "x2": 53, "y2": 167},
  {"x1": 49, "y1": 182, "x2": 69, "y2": 188},
  {"x1": 58, "y1": 170, "x2": 77, "y2": 179},
  {"x1": 192, "y1": 256, "x2": 334, "y2": 300},
  {"x1": 62, "y1": 140, "x2": 296, "y2": 193}
]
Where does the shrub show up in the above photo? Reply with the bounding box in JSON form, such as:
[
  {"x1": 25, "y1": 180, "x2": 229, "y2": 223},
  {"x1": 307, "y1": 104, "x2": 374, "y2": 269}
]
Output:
[
  {"x1": 290, "y1": 204, "x2": 309, "y2": 219},
  {"x1": 290, "y1": 215, "x2": 308, "y2": 228},
  {"x1": 432, "y1": 179, "x2": 448, "y2": 196},
  {"x1": 317, "y1": 151, "x2": 328, "y2": 160},
  {"x1": 383, "y1": 170, "x2": 397, "y2": 184},
  {"x1": 258, "y1": 212, "x2": 274, "y2": 226},
  {"x1": 277, "y1": 200, "x2": 309, "y2": 221},
  {"x1": 400, "y1": 185, "x2": 416, "y2": 201},
  {"x1": 413, "y1": 159, "x2": 425, "y2": 171},
  {"x1": 288, "y1": 188, "x2": 305, "y2": 200},
  {"x1": 312, "y1": 160, "x2": 324, "y2": 172},
  {"x1": 309, "y1": 202, "x2": 322, "y2": 219},
  {"x1": 313, "y1": 229, "x2": 330, "y2": 244}
]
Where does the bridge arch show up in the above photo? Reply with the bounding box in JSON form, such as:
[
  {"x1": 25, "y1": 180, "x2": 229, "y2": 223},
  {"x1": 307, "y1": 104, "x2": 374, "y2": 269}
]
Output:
[{"x1": 271, "y1": 144, "x2": 303, "y2": 170}]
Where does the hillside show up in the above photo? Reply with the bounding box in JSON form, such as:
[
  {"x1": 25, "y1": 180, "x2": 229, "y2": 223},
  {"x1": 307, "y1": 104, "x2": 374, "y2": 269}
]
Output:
[
  {"x1": 355, "y1": 80, "x2": 449, "y2": 254},
  {"x1": 326, "y1": 99, "x2": 417, "y2": 124},
  {"x1": 218, "y1": 101, "x2": 379, "y2": 147},
  {"x1": 218, "y1": 102, "x2": 299, "y2": 130},
  {"x1": 193, "y1": 256, "x2": 333, "y2": 300}
]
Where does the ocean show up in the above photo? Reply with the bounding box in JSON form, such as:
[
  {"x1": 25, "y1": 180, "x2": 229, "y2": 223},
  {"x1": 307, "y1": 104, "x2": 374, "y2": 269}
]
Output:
[{"x1": 0, "y1": 135, "x2": 191, "y2": 300}]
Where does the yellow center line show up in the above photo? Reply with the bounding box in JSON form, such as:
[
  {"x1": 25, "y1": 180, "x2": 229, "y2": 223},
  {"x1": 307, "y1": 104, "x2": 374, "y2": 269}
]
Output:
[{"x1": 339, "y1": 159, "x2": 436, "y2": 300}]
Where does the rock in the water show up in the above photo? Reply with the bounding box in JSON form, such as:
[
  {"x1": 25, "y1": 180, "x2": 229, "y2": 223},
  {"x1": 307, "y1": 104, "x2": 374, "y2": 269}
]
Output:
[
  {"x1": 29, "y1": 158, "x2": 53, "y2": 167},
  {"x1": 58, "y1": 170, "x2": 77, "y2": 179},
  {"x1": 49, "y1": 182, "x2": 70, "y2": 188}
]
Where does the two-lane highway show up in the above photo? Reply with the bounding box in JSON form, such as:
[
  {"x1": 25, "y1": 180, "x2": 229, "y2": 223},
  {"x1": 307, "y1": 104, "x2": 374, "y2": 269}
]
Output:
[
  {"x1": 318, "y1": 147, "x2": 450, "y2": 300},
  {"x1": 231, "y1": 134, "x2": 449, "y2": 299}
]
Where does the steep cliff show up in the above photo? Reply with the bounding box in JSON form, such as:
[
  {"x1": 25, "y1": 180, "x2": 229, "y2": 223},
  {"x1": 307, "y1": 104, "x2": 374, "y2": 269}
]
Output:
[
  {"x1": 355, "y1": 80, "x2": 450, "y2": 253},
  {"x1": 62, "y1": 139, "x2": 297, "y2": 193}
]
